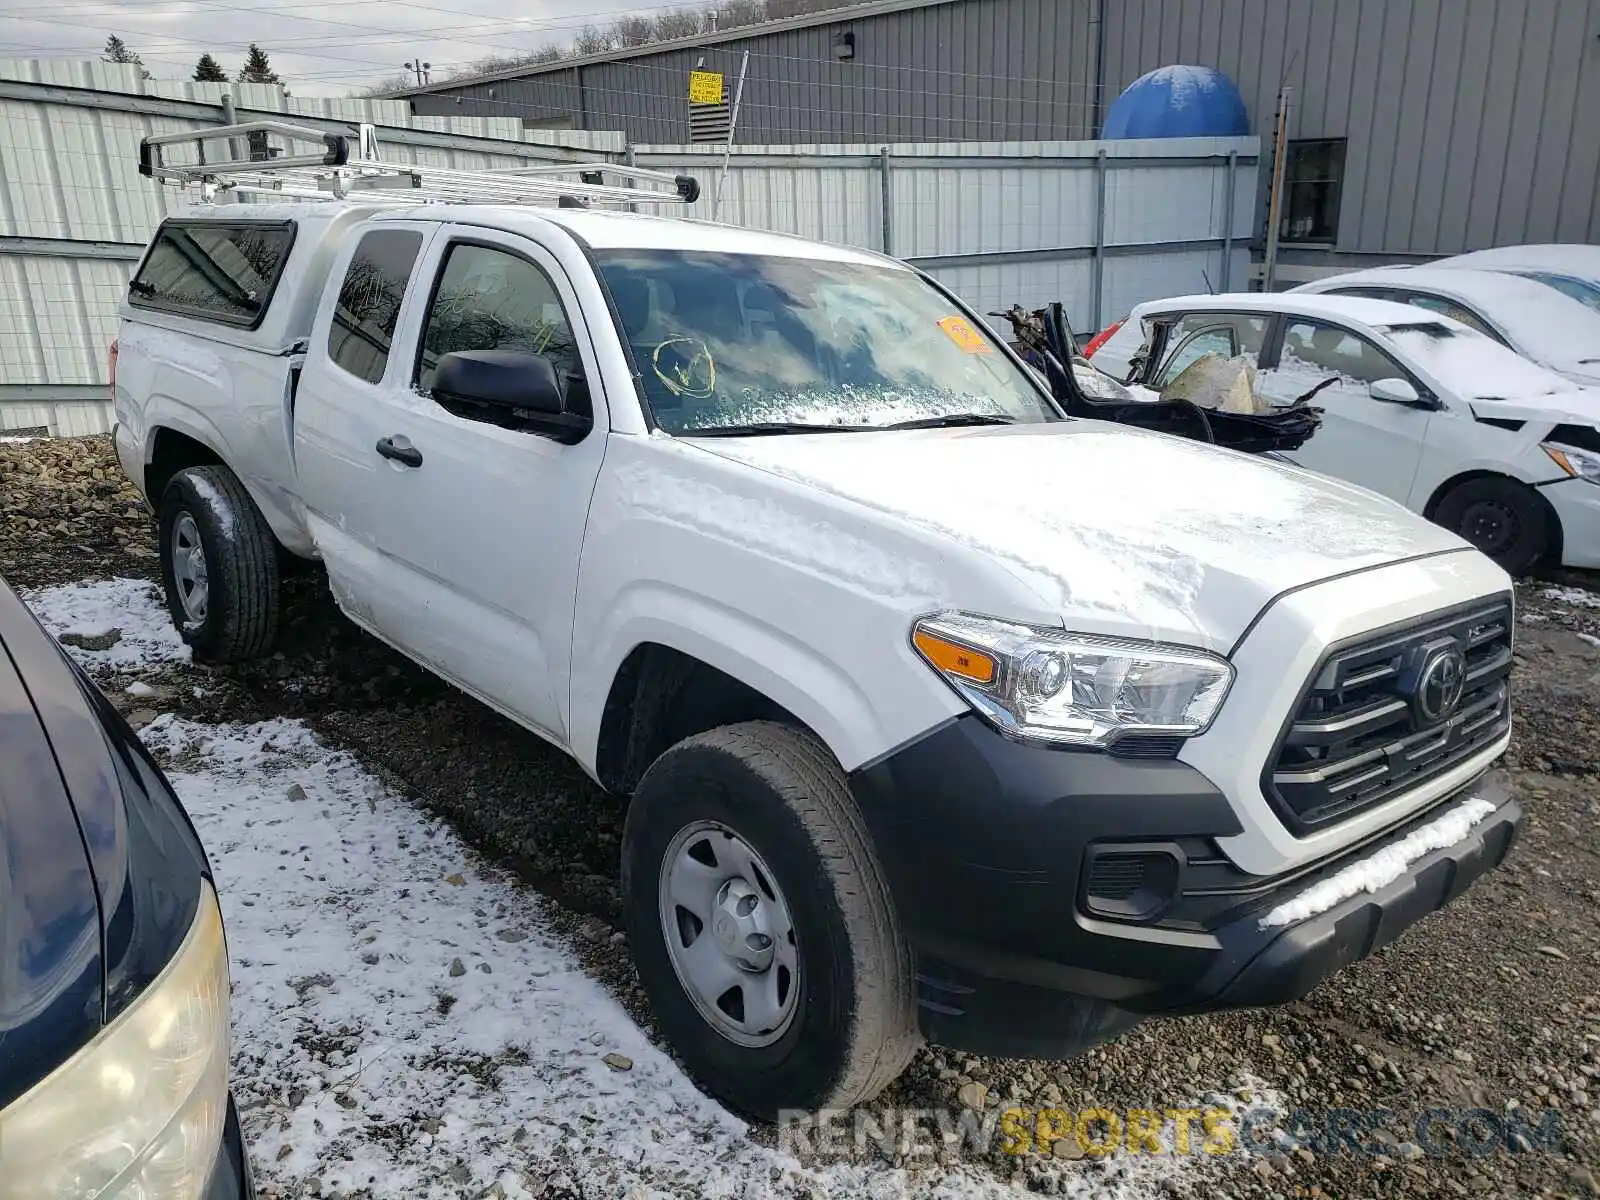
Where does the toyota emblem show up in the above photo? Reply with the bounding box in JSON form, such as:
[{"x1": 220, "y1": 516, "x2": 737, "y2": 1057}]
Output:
[{"x1": 1414, "y1": 645, "x2": 1467, "y2": 723}]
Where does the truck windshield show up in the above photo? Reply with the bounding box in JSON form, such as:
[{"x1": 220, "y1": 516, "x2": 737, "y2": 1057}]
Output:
[{"x1": 593, "y1": 249, "x2": 1057, "y2": 434}]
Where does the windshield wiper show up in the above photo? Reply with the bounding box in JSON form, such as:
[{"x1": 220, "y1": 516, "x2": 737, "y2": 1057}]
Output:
[
  {"x1": 681, "y1": 413, "x2": 1018, "y2": 437},
  {"x1": 681, "y1": 422, "x2": 874, "y2": 437},
  {"x1": 878, "y1": 413, "x2": 1017, "y2": 430}
]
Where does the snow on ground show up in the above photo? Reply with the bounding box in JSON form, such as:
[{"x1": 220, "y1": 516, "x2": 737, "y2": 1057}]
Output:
[
  {"x1": 19, "y1": 576, "x2": 189, "y2": 669},
  {"x1": 25, "y1": 579, "x2": 1279, "y2": 1198},
  {"x1": 146, "y1": 713, "x2": 1273, "y2": 1200},
  {"x1": 1541, "y1": 585, "x2": 1600, "y2": 609}
]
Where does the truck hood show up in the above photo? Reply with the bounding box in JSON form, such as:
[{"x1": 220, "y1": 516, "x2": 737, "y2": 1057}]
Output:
[{"x1": 690, "y1": 422, "x2": 1470, "y2": 652}]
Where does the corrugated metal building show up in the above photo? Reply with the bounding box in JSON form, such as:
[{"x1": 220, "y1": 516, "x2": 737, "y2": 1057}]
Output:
[{"x1": 403, "y1": 0, "x2": 1600, "y2": 272}]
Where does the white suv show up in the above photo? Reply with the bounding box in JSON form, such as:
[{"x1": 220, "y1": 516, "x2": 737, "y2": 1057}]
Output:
[{"x1": 111, "y1": 128, "x2": 1522, "y2": 1118}]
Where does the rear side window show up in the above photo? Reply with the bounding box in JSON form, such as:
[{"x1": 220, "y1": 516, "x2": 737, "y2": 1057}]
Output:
[
  {"x1": 128, "y1": 220, "x2": 294, "y2": 329},
  {"x1": 327, "y1": 230, "x2": 424, "y2": 385},
  {"x1": 1152, "y1": 312, "x2": 1269, "y2": 385}
]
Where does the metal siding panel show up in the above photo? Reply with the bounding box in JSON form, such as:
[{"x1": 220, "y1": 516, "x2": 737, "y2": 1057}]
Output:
[
  {"x1": 1524, "y1": 1, "x2": 1589, "y2": 242},
  {"x1": 1462, "y1": 0, "x2": 1530, "y2": 249},
  {"x1": 1333, "y1": 0, "x2": 1379, "y2": 251},
  {"x1": 1381, "y1": 0, "x2": 1439, "y2": 249},
  {"x1": 1552, "y1": 0, "x2": 1600, "y2": 241},
  {"x1": 1405, "y1": 0, "x2": 1468, "y2": 251},
  {"x1": 1492, "y1": 0, "x2": 1560, "y2": 245},
  {"x1": 1291, "y1": 0, "x2": 1332, "y2": 135},
  {"x1": 1434, "y1": 0, "x2": 1497, "y2": 251},
  {"x1": 1233, "y1": 0, "x2": 1270, "y2": 129},
  {"x1": 1254, "y1": 0, "x2": 1291, "y2": 133},
  {"x1": 1353, "y1": 0, "x2": 1414, "y2": 253}
]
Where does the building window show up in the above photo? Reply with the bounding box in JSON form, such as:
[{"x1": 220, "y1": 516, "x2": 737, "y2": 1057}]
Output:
[{"x1": 1280, "y1": 138, "x2": 1345, "y2": 244}]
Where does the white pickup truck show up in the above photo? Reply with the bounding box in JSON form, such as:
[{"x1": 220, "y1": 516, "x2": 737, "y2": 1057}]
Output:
[{"x1": 113, "y1": 123, "x2": 1521, "y2": 1119}]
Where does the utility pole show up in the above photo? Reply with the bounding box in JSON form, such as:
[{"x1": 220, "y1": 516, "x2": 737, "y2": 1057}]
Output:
[
  {"x1": 1262, "y1": 84, "x2": 1291, "y2": 293},
  {"x1": 404, "y1": 57, "x2": 432, "y2": 86}
]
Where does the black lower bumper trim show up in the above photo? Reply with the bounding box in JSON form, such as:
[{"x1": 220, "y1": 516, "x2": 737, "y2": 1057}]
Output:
[{"x1": 849, "y1": 714, "x2": 1519, "y2": 1060}]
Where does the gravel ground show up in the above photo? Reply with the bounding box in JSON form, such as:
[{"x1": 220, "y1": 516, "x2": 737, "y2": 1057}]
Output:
[{"x1": 5, "y1": 434, "x2": 1599, "y2": 1199}]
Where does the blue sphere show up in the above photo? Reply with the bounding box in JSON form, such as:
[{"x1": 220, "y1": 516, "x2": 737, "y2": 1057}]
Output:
[{"x1": 1101, "y1": 65, "x2": 1251, "y2": 140}]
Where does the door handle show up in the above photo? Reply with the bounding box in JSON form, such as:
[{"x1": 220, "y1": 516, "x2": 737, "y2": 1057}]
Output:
[{"x1": 375, "y1": 435, "x2": 423, "y2": 468}]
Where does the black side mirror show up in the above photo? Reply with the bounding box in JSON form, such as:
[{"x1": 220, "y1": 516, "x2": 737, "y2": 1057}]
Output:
[{"x1": 431, "y1": 349, "x2": 592, "y2": 443}]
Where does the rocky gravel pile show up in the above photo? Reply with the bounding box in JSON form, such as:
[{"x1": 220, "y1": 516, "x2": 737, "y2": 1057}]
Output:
[{"x1": 5, "y1": 435, "x2": 1598, "y2": 1199}]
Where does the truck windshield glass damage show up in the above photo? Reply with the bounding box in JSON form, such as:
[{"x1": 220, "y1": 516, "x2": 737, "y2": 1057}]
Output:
[{"x1": 595, "y1": 249, "x2": 1057, "y2": 434}]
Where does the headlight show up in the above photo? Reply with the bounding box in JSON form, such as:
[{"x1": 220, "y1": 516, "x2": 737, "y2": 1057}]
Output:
[
  {"x1": 1543, "y1": 441, "x2": 1600, "y2": 485},
  {"x1": 912, "y1": 612, "x2": 1234, "y2": 747},
  {"x1": 0, "y1": 881, "x2": 230, "y2": 1200}
]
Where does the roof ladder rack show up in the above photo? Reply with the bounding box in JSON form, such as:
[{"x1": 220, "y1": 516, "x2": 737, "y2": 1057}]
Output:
[{"x1": 138, "y1": 120, "x2": 701, "y2": 208}]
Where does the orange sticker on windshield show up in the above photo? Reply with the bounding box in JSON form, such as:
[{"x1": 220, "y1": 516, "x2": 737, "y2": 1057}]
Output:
[{"x1": 937, "y1": 315, "x2": 992, "y2": 354}]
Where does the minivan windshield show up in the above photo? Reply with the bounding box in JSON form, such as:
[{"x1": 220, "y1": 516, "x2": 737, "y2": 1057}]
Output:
[{"x1": 593, "y1": 249, "x2": 1057, "y2": 434}]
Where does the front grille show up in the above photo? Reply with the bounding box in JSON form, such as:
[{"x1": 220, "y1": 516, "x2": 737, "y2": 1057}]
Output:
[{"x1": 1265, "y1": 597, "x2": 1513, "y2": 834}]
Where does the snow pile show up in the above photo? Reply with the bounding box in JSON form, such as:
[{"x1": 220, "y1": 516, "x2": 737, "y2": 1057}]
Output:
[
  {"x1": 1541, "y1": 586, "x2": 1600, "y2": 609},
  {"x1": 1259, "y1": 797, "x2": 1498, "y2": 929},
  {"x1": 20, "y1": 577, "x2": 190, "y2": 669}
]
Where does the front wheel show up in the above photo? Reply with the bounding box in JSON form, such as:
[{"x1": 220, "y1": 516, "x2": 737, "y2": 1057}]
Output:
[
  {"x1": 1433, "y1": 476, "x2": 1550, "y2": 577},
  {"x1": 158, "y1": 465, "x2": 280, "y2": 663},
  {"x1": 621, "y1": 721, "x2": 920, "y2": 1119}
]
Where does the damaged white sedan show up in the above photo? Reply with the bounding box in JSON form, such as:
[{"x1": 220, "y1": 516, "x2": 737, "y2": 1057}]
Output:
[{"x1": 1091, "y1": 292, "x2": 1600, "y2": 576}]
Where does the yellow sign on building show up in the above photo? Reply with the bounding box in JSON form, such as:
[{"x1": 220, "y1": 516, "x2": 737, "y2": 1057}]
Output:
[{"x1": 688, "y1": 70, "x2": 724, "y2": 105}]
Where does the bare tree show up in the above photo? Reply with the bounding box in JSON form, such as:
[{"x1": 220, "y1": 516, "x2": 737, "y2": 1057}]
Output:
[
  {"x1": 715, "y1": 0, "x2": 770, "y2": 30},
  {"x1": 613, "y1": 15, "x2": 656, "y2": 47},
  {"x1": 572, "y1": 24, "x2": 617, "y2": 55},
  {"x1": 357, "y1": 72, "x2": 417, "y2": 96},
  {"x1": 651, "y1": 9, "x2": 705, "y2": 39}
]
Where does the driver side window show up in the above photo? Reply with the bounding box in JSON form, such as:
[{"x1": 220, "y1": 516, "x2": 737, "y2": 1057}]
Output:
[
  {"x1": 1278, "y1": 319, "x2": 1408, "y2": 386},
  {"x1": 1153, "y1": 313, "x2": 1268, "y2": 387},
  {"x1": 415, "y1": 242, "x2": 583, "y2": 405}
]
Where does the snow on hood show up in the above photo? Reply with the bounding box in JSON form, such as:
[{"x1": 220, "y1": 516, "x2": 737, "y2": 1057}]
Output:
[
  {"x1": 690, "y1": 422, "x2": 1468, "y2": 651},
  {"x1": 1469, "y1": 387, "x2": 1600, "y2": 424}
]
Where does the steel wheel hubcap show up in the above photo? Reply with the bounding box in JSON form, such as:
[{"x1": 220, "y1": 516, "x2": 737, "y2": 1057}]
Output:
[
  {"x1": 172, "y1": 512, "x2": 209, "y2": 626},
  {"x1": 1462, "y1": 501, "x2": 1515, "y2": 555},
  {"x1": 659, "y1": 820, "x2": 800, "y2": 1048}
]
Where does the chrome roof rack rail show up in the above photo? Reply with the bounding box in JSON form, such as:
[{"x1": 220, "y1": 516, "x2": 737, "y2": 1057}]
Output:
[{"x1": 138, "y1": 120, "x2": 700, "y2": 208}]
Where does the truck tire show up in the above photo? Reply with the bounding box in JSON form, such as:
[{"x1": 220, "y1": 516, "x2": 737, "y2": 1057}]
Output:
[
  {"x1": 622, "y1": 721, "x2": 920, "y2": 1119},
  {"x1": 158, "y1": 465, "x2": 280, "y2": 663},
  {"x1": 1433, "y1": 476, "x2": 1549, "y2": 577}
]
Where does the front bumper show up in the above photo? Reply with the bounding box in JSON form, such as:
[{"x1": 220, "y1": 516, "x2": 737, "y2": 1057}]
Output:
[
  {"x1": 1542, "y1": 476, "x2": 1600, "y2": 569},
  {"x1": 849, "y1": 715, "x2": 1519, "y2": 1060},
  {"x1": 204, "y1": 1094, "x2": 255, "y2": 1200}
]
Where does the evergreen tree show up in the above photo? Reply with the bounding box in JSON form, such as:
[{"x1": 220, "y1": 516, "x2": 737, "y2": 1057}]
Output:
[
  {"x1": 102, "y1": 35, "x2": 151, "y2": 79},
  {"x1": 193, "y1": 53, "x2": 228, "y2": 83},
  {"x1": 238, "y1": 44, "x2": 280, "y2": 85}
]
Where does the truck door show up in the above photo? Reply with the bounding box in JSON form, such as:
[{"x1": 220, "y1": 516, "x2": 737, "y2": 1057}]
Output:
[{"x1": 295, "y1": 222, "x2": 610, "y2": 746}]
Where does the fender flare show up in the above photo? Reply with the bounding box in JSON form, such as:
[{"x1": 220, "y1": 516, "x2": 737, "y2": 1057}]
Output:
[
  {"x1": 142, "y1": 401, "x2": 311, "y2": 554},
  {"x1": 572, "y1": 584, "x2": 894, "y2": 777}
]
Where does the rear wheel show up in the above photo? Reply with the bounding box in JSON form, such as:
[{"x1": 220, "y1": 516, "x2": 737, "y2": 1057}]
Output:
[
  {"x1": 1433, "y1": 476, "x2": 1549, "y2": 576},
  {"x1": 158, "y1": 465, "x2": 280, "y2": 662},
  {"x1": 622, "y1": 721, "x2": 920, "y2": 1119}
]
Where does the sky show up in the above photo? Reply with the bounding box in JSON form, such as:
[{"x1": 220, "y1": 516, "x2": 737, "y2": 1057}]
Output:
[{"x1": 0, "y1": 0, "x2": 694, "y2": 96}]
